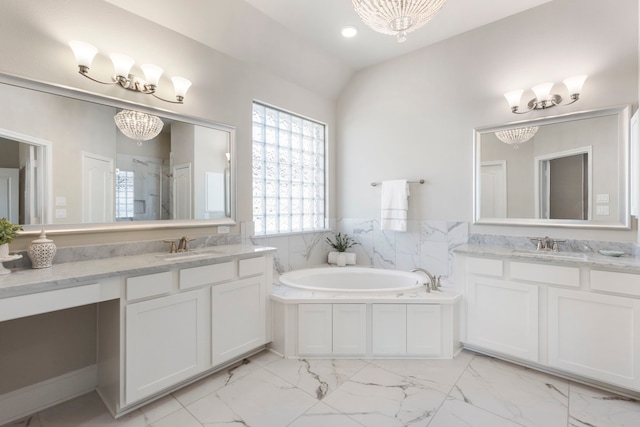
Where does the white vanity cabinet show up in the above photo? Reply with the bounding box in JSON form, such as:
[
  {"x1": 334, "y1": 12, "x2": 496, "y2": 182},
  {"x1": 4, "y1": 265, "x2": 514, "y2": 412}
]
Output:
[
  {"x1": 457, "y1": 251, "x2": 640, "y2": 394},
  {"x1": 371, "y1": 304, "x2": 442, "y2": 356},
  {"x1": 124, "y1": 287, "x2": 209, "y2": 404},
  {"x1": 97, "y1": 253, "x2": 273, "y2": 416}
]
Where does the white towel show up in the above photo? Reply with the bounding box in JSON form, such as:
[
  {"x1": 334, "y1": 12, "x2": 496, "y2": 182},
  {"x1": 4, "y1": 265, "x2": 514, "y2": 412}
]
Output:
[{"x1": 381, "y1": 179, "x2": 409, "y2": 232}]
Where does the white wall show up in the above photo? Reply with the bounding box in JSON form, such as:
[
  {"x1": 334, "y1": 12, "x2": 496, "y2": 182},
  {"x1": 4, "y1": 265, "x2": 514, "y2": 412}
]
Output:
[{"x1": 337, "y1": 0, "x2": 638, "y2": 242}]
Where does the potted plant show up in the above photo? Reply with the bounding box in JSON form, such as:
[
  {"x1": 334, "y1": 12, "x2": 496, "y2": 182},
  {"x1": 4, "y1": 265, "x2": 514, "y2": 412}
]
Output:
[
  {"x1": 326, "y1": 232, "x2": 358, "y2": 267},
  {"x1": 0, "y1": 218, "x2": 22, "y2": 258}
]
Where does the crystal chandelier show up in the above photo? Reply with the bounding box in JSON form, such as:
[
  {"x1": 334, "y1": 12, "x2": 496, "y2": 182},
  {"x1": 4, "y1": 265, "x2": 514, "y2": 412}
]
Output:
[
  {"x1": 351, "y1": 0, "x2": 448, "y2": 42},
  {"x1": 114, "y1": 110, "x2": 164, "y2": 146},
  {"x1": 494, "y1": 126, "x2": 539, "y2": 148}
]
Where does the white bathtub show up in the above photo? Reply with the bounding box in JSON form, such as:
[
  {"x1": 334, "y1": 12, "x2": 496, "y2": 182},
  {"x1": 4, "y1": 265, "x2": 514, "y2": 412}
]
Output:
[{"x1": 279, "y1": 267, "x2": 424, "y2": 294}]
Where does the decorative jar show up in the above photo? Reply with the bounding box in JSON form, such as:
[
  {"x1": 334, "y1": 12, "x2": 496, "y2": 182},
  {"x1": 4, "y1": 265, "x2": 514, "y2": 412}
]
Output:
[{"x1": 27, "y1": 229, "x2": 57, "y2": 269}]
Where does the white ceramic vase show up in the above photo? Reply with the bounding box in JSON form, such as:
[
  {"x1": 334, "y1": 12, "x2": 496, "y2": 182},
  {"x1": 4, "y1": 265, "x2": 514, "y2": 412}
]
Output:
[
  {"x1": 27, "y1": 229, "x2": 57, "y2": 269},
  {"x1": 328, "y1": 251, "x2": 356, "y2": 266},
  {"x1": 0, "y1": 243, "x2": 9, "y2": 259},
  {"x1": 336, "y1": 252, "x2": 347, "y2": 267}
]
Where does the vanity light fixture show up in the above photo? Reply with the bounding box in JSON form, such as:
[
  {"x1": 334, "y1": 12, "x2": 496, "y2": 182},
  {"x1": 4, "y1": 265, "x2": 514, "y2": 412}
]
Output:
[
  {"x1": 114, "y1": 110, "x2": 164, "y2": 146},
  {"x1": 495, "y1": 126, "x2": 539, "y2": 149},
  {"x1": 504, "y1": 75, "x2": 588, "y2": 114},
  {"x1": 352, "y1": 0, "x2": 447, "y2": 43},
  {"x1": 69, "y1": 41, "x2": 192, "y2": 104}
]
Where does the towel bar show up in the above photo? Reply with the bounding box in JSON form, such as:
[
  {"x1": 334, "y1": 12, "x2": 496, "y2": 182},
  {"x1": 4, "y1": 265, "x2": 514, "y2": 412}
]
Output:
[{"x1": 370, "y1": 179, "x2": 425, "y2": 187}]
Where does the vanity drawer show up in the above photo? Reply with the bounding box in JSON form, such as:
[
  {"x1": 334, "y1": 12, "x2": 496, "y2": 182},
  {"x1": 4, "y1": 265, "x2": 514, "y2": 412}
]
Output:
[
  {"x1": 510, "y1": 262, "x2": 580, "y2": 287},
  {"x1": 467, "y1": 257, "x2": 503, "y2": 277},
  {"x1": 239, "y1": 256, "x2": 266, "y2": 277},
  {"x1": 179, "y1": 261, "x2": 235, "y2": 290},
  {"x1": 590, "y1": 270, "x2": 640, "y2": 297},
  {"x1": 126, "y1": 271, "x2": 173, "y2": 301}
]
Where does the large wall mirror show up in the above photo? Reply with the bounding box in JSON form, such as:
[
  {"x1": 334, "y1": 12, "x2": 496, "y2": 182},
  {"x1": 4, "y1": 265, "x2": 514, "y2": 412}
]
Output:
[
  {"x1": 0, "y1": 75, "x2": 236, "y2": 235},
  {"x1": 473, "y1": 105, "x2": 630, "y2": 229}
]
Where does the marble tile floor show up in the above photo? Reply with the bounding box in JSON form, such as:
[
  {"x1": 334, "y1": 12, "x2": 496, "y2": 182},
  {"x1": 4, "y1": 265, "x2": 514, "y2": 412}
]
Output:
[{"x1": 6, "y1": 350, "x2": 640, "y2": 427}]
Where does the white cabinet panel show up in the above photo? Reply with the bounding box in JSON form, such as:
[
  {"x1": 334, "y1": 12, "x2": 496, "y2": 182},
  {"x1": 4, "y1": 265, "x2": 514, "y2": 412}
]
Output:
[
  {"x1": 467, "y1": 257, "x2": 503, "y2": 277},
  {"x1": 333, "y1": 304, "x2": 367, "y2": 355},
  {"x1": 591, "y1": 270, "x2": 640, "y2": 297},
  {"x1": 548, "y1": 288, "x2": 640, "y2": 390},
  {"x1": 179, "y1": 262, "x2": 234, "y2": 290},
  {"x1": 125, "y1": 288, "x2": 209, "y2": 404},
  {"x1": 510, "y1": 262, "x2": 579, "y2": 288},
  {"x1": 372, "y1": 304, "x2": 407, "y2": 355},
  {"x1": 211, "y1": 276, "x2": 266, "y2": 365},
  {"x1": 467, "y1": 276, "x2": 539, "y2": 361},
  {"x1": 126, "y1": 271, "x2": 172, "y2": 301},
  {"x1": 407, "y1": 305, "x2": 441, "y2": 355},
  {"x1": 298, "y1": 304, "x2": 332, "y2": 355}
]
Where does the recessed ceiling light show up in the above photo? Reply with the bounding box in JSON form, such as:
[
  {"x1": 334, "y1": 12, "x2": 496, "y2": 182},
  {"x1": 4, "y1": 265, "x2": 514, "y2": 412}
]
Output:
[{"x1": 341, "y1": 26, "x2": 358, "y2": 38}]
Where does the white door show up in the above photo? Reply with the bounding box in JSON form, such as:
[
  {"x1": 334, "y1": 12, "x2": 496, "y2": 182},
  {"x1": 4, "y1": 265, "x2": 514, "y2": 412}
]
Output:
[
  {"x1": 211, "y1": 276, "x2": 266, "y2": 365},
  {"x1": 480, "y1": 161, "x2": 507, "y2": 218},
  {"x1": 332, "y1": 304, "x2": 367, "y2": 355},
  {"x1": 548, "y1": 288, "x2": 640, "y2": 390},
  {"x1": 0, "y1": 168, "x2": 19, "y2": 223},
  {"x1": 172, "y1": 163, "x2": 192, "y2": 220},
  {"x1": 372, "y1": 304, "x2": 407, "y2": 355},
  {"x1": 125, "y1": 288, "x2": 209, "y2": 404},
  {"x1": 23, "y1": 145, "x2": 45, "y2": 225},
  {"x1": 467, "y1": 276, "x2": 539, "y2": 361},
  {"x1": 407, "y1": 304, "x2": 441, "y2": 355},
  {"x1": 82, "y1": 152, "x2": 114, "y2": 223},
  {"x1": 298, "y1": 304, "x2": 332, "y2": 355}
]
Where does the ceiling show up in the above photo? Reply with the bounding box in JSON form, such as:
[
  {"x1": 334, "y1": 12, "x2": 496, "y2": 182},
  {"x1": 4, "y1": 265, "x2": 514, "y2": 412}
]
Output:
[
  {"x1": 101, "y1": 0, "x2": 553, "y2": 98},
  {"x1": 243, "y1": 0, "x2": 552, "y2": 70}
]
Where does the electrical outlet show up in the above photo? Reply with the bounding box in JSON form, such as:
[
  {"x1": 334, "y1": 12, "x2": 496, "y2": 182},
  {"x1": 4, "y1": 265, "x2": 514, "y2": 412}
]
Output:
[
  {"x1": 596, "y1": 205, "x2": 610, "y2": 215},
  {"x1": 55, "y1": 209, "x2": 67, "y2": 218},
  {"x1": 218, "y1": 225, "x2": 230, "y2": 234},
  {"x1": 596, "y1": 193, "x2": 610, "y2": 203}
]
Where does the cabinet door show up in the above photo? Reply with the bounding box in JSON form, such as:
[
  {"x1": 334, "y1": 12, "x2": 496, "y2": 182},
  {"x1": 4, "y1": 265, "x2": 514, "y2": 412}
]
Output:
[
  {"x1": 467, "y1": 276, "x2": 539, "y2": 361},
  {"x1": 211, "y1": 276, "x2": 266, "y2": 365},
  {"x1": 298, "y1": 304, "x2": 332, "y2": 355},
  {"x1": 548, "y1": 288, "x2": 640, "y2": 390},
  {"x1": 125, "y1": 288, "x2": 209, "y2": 404},
  {"x1": 372, "y1": 304, "x2": 407, "y2": 355},
  {"x1": 407, "y1": 305, "x2": 441, "y2": 356},
  {"x1": 333, "y1": 304, "x2": 367, "y2": 355}
]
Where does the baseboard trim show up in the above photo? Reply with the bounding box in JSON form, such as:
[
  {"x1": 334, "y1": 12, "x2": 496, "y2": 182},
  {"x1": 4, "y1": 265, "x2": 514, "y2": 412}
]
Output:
[{"x1": 0, "y1": 365, "x2": 97, "y2": 425}]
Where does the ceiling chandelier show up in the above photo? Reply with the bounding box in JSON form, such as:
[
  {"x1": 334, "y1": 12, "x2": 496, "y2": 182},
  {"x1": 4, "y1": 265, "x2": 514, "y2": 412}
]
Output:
[
  {"x1": 351, "y1": 0, "x2": 448, "y2": 43},
  {"x1": 495, "y1": 126, "x2": 539, "y2": 149},
  {"x1": 114, "y1": 110, "x2": 164, "y2": 146}
]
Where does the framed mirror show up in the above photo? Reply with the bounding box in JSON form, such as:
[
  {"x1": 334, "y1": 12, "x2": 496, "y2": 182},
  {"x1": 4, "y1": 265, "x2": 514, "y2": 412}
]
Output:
[
  {"x1": 473, "y1": 105, "x2": 631, "y2": 229},
  {"x1": 0, "y1": 74, "x2": 236, "y2": 235}
]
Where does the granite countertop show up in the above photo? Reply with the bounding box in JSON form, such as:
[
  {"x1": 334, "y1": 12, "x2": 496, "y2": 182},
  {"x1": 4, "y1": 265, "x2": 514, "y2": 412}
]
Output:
[
  {"x1": 455, "y1": 244, "x2": 640, "y2": 273},
  {"x1": 0, "y1": 244, "x2": 276, "y2": 299}
]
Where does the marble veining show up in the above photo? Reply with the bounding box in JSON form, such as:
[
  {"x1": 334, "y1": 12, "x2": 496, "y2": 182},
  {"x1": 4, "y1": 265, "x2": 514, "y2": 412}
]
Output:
[{"x1": 9, "y1": 349, "x2": 640, "y2": 427}]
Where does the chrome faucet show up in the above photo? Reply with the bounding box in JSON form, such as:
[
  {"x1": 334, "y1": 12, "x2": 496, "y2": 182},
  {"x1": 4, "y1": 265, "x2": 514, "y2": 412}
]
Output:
[
  {"x1": 410, "y1": 268, "x2": 438, "y2": 292},
  {"x1": 530, "y1": 236, "x2": 566, "y2": 252}
]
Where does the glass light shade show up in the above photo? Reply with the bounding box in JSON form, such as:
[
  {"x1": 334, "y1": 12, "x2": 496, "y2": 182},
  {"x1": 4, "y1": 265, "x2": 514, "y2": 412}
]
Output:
[
  {"x1": 341, "y1": 26, "x2": 358, "y2": 38},
  {"x1": 69, "y1": 41, "x2": 98, "y2": 68},
  {"x1": 495, "y1": 126, "x2": 539, "y2": 146},
  {"x1": 504, "y1": 89, "x2": 524, "y2": 109},
  {"x1": 532, "y1": 82, "x2": 554, "y2": 102},
  {"x1": 563, "y1": 74, "x2": 588, "y2": 95},
  {"x1": 114, "y1": 110, "x2": 163, "y2": 144},
  {"x1": 140, "y1": 64, "x2": 163, "y2": 86},
  {"x1": 109, "y1": 53, "x2": 135, "y2": 78},
  {"x1": 171, "y1": 76, "x2": 192, "y2": 99},
  {"x1": 352, "y1": 0, "x2": 447, "y2": 42}
]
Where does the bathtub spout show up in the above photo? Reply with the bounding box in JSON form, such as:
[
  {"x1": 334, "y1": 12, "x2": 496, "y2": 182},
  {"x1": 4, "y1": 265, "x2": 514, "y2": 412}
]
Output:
[{"x1": 410, "y1": 268, "x2": 437, "y2": 292}]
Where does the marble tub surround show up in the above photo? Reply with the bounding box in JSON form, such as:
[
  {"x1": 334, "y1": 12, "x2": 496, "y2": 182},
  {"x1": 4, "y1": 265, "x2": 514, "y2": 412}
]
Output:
[
  {"x1": 336, "y1": 219, "x2": 469, "y2": 277},
  {"x1": 4, "y1": 233, "x2": 242, "y2": 270},
  {"x1": 7, "y1": 349, "x2": 640, "y2": 427}
]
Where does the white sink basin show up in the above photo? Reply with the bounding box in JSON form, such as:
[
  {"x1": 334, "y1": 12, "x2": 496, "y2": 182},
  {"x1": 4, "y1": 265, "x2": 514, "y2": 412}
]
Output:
[
  {"x1": 518, "y1": 250, "x2": 587, "y2": 261},
  {"x1": 155, "y1": 248, "x2": 224, "y2": 261}
]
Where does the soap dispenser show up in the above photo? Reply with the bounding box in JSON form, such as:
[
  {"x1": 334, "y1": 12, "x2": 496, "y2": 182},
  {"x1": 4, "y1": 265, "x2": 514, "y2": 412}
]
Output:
[{"x1": 27, "y1": 229, "x2": 57, "y2": 269}]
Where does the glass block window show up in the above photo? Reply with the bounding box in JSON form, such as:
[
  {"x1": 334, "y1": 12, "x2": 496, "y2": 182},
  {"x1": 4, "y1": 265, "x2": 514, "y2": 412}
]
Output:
[
  {"x1": 115, "y1": 169, "x2": 134, "y2": 220},
  {"x1": 252, "y1": 102, "x2": 326, "y2": 235}
]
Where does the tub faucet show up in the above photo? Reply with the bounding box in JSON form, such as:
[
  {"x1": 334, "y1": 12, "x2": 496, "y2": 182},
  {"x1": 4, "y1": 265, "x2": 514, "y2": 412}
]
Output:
[{"x1": 410, "y1": 268, "x2": 437, "y2": 292}]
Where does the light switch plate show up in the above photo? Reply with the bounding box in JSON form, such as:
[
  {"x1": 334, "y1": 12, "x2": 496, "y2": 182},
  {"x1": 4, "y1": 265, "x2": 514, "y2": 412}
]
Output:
[
  {"x1": 596, "y1": 205, "x2": 610, "y2": 215},
  {"x1": 218, "y1": 225, "x2": 230, "y2": 234},
  {"x1": 596, "y1": 193, "x2": 610, "y2": 203}
]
